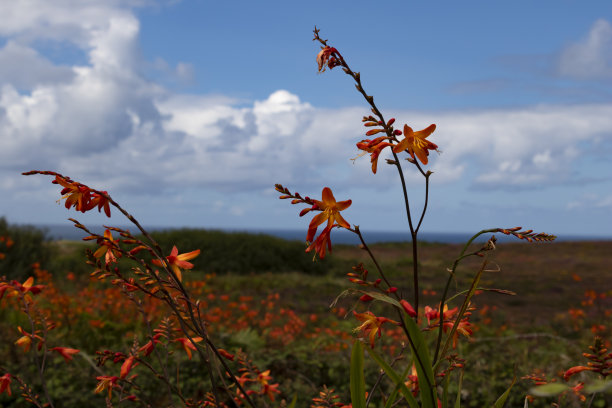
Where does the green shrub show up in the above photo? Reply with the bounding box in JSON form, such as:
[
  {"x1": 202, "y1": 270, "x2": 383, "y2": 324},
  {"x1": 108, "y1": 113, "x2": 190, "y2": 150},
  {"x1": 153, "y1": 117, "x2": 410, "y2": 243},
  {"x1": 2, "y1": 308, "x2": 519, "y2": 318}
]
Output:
[
  {"x1": 147, "y1": 228, "x2": 332, "y2": 275},
  {"x1": 0, "y1": 217, "x2": 50, "y2": 280}
]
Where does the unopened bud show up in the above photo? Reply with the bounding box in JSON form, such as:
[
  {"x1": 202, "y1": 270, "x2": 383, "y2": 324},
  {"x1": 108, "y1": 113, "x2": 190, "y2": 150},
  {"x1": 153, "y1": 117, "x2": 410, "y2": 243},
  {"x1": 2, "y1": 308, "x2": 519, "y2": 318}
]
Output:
[
  {"x1": 393, "y1": 129, "x2": 402, "y2": 136},
  {"x1": 387, "y1": 118, "x2": 395, "y2": 126}
]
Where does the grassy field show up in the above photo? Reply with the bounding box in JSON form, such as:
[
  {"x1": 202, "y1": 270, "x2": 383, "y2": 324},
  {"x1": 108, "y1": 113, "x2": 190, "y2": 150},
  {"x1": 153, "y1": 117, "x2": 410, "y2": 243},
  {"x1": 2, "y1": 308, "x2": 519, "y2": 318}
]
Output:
[{"x1": 1, "y1": 224, "x2": 611, "y2": 407}]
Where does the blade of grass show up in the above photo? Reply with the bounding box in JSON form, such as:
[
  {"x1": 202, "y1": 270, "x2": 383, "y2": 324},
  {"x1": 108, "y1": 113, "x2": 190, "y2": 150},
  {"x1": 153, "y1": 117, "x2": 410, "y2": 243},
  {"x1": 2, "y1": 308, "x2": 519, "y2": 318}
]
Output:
[
  {"x1": 365, "y1": 347, "x2": 419, "y2": 408},
  {"x1": 351, "y1": 341, "x2": 366, "y2": 408},
  {"x1": 493, "y1": 376, "x2": 517, "y2": 408},
  {"x1": 454, "y1": 369, "x2": 464, "y2": 408}
]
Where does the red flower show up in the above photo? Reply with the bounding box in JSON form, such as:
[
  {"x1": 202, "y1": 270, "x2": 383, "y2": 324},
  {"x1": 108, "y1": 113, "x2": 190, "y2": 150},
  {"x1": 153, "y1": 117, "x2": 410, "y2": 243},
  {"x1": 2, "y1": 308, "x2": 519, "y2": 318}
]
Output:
[
  {"x1": 564, "y1": 366, "x2": 593, "y2": 381},
  {"x1": 317, "y1": 46, "x2": 341, "y2": 72},
  {"x1": 55, "y1": 176, "x2": 92, "y2": 213},
  {"x1": 50, "y1": 347, "x2": 80, "y2": 363},
  {"x1": 120, "y1": 355, "x2": 136, "y2": 379},
  {"x1": 356, "y1": 136, "x2": 393, "y2": 174},
  {"x1": 400, "y1": 299, "x2": 417, "y2": 318},
  {"x1": 305, "y1": 225, "x2": 333, "y2": 259},
  {"x1": 139, "y1": 334, "x2": 162, "y2": 356},
  {"x1": 93, "y1": 229, "x2": 121, "y2": 265},
  {"x1": 174, "y1": 337, "x2": 202, "y2": 360},
  {"x1": 89, "y1": 191, "x2": 111, "y2": 217},
  {"x1": 0, "y1": 373, "x2": 11, "y2": 396},
  {"x1": 218, "y1": 349, "x2": 235, "y2": 361}
]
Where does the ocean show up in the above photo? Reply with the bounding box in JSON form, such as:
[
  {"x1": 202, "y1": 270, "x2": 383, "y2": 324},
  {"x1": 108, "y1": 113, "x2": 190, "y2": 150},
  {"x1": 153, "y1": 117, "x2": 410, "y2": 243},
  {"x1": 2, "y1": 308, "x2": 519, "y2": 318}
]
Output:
[{"x1": 36, "y1": 224, "x2": 610, "y2": 245}]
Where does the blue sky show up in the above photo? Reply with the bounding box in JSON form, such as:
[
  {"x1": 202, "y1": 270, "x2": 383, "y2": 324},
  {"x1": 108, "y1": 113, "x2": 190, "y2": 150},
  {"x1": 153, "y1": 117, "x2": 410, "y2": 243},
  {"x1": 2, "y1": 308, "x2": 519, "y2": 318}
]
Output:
[{"x1": 1, "y1": 0, "x2": 612, "y2": 239}]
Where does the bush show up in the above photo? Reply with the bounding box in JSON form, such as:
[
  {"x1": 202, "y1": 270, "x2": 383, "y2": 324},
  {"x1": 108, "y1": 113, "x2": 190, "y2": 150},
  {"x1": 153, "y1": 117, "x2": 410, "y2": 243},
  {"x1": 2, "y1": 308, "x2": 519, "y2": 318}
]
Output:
[
  {"x1": 147, "y1": 228, "x2": 332, "y2": 275},
  {"x1": 0, "y1": 217, "x2": 50, "y2": 280}
]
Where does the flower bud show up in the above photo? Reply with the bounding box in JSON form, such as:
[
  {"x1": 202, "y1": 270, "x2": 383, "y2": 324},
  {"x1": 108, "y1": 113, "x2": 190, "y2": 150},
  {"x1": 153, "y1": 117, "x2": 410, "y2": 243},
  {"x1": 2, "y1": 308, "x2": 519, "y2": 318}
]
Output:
[{"x1": 400, "y1": 299, "x2": 417, "y2": 317}]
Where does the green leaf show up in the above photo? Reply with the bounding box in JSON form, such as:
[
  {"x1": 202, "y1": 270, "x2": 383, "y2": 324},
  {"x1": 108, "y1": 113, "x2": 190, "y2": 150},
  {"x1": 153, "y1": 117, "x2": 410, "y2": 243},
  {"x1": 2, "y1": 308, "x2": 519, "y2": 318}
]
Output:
[
  {"x1": 454, "y1": 370, "x2": 464, "y2": 408},
  {"x1": 359, "y1": 290, "x2": 401, "y2": 307},
  {"x1": 365, "y1": 347, "x2": 419, "y2": 408},
  {"x1": 383, "y1": 365, "x2": 413, "y2": 408},
  {"x1": 442, "y1": 373, "x2": 450, "y2": 408},
  {"x1": 529, "y1": 383, "x2": 570, "y2": 397},
  {"x1": 350, "y1": 341, "x2": 366, "y2": 408},
  {"x1": 492, "y1": 375, "x2": 516, "y2": 407},
  {"x1": 287, "y1": 394, "x2": 298, "y2": 408},
  {"x1": 584, "y1": 379, "x2": 612, "y2": 394},
  {"x1": 403, "y1": 310, "x2": 437, "y2": 407}
]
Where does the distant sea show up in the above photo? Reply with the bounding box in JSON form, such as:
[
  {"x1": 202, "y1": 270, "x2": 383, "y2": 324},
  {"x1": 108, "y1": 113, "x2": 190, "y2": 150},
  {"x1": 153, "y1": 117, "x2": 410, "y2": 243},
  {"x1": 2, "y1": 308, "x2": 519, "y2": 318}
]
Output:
[{"x1": 35, "y1": 224, "x2": 611, "y2": 245}]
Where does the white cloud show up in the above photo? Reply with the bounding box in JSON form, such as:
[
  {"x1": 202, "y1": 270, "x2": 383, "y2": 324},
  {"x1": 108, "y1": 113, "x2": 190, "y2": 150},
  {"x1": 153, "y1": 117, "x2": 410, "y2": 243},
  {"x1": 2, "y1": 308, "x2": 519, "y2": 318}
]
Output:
[
  {"x1": 2, "y1": 0, "x2": 612, "y2": 213},
  {"x1": 0, "y1": 41, "x2": 74, "y2": 89},
  {"x1": 558, "y1": 19, "x2": 612, "y2": 80}
]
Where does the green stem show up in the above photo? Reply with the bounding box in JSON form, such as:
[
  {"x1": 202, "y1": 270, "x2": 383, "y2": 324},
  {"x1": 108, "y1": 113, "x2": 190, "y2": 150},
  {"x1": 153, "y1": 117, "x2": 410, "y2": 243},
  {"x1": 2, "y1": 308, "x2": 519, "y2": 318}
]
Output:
[{"x1": 432, "y1": 229, "x2": 496, "y2": 364}]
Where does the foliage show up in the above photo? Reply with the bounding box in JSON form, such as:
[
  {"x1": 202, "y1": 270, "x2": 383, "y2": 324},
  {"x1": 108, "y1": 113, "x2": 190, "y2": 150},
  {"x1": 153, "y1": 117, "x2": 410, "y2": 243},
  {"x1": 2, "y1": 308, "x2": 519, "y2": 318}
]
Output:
[
  {"x1": 147, "y1": 228, "x2": 332, "y2": 275},
  {"x1": 0, "y1": 217, "x2": 50, "y2": 280}
]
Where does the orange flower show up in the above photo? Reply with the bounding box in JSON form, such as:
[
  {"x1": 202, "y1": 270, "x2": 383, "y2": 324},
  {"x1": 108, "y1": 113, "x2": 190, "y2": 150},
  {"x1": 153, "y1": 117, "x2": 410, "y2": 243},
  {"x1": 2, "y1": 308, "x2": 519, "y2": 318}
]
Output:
[
  {"x1": 89, "y1": 191, "x2": 111, "y2": 217},
  {"x1": 305, "y1": 225, "x2": 333, "y2": 259},
  {"x1": 256, "y1": 370, "x2": 281, "y2": 401},
  {"x1": 120, "y1": 355, "x2": 136, "y2": 379},
  {"x1": 353, "y1": 311, "x2": 399, "y2": 348},
  {"x1": 307, "y1": 187, "x2": 351, "y2": 243},
  {"x1": 400, "y1": 299, "x2": 417, "y2": 318},
  {"x1": 139, "y1": 334, "x2": 162, "y2": 357},
  {"x1": 174, "y1": 337, "x2": 203, "y2": 360},
  {"x1": 94, "y1": 376, "x2": 118, "y2": 399},
  {"x1": 392, "y1": 124, "x2": 438, "y2": 165},
  {"x1": 15, "y1": 327, "x2": 33, "y2": 352},
  {"x1": 152, "y1": 246, "x2": 201, "y2": 282},
  {"x1": 0, "y1": 373, "x2": 11, "y2": 396},
  {"x1": 55, "y1": 176, "x2": 92, "y2": 212},
  {"x1": 564, "y1": 366, "x2": 593, "y2": 381},
  {"x1": 93, "y1": 229, "x2": 121, "y2": 265},
  {"x1": 356, "y1": 136, "x2": 393, "y2": 174},
  {"x1": 424, "y1": 304, "x2": 473, "y2": 348},
  {"x1": 317, "y1": 46, "x2": 341, "y2": 73},
  {"x1": 50, "y1": 347, "x2": 80, "y2": 363}
]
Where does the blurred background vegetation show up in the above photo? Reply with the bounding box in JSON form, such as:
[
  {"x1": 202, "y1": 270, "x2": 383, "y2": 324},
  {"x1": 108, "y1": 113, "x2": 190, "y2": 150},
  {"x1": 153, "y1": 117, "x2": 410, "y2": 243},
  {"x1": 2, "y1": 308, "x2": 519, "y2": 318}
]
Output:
[{"x1": 1, "y1": 218, "x2": 611, "y2": 407}]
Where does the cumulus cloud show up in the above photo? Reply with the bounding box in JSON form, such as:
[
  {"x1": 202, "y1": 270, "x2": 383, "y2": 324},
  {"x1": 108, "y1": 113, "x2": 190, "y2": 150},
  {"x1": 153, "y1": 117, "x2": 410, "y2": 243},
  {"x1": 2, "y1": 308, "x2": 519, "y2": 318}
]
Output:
[
  {"x1": 1, "y1": 0, "x2": 612, "y2": 214},
  {"x1": 558, "y1": 19, "x2": 612, "y2": 80}
]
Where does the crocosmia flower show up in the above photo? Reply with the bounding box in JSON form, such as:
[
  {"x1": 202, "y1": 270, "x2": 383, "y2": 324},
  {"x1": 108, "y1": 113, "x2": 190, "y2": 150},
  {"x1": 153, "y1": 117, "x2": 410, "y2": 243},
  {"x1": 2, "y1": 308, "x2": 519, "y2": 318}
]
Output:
[
  {"x1": 93, "y1": 229, "x2": 121, "y2": 265},
  {"x1": 152, "y1": 246, "x2": 201, "y2": 282},
  {"x1": 317, "y1": 46, "x2": 341, "y2": 72},
  {"x1": 50, "y1": 347, "x2": 80, "y2": 363},
  {"x1": 55, "y1": 176, "x2": 92, "y2": 212},
  {"x1": 174, "y1": 337, "x2": 203, "y2": 360},
  {"x1": 0, "y1": 373, "x2": 11, "y2": 396},
  {"x1": 353, "y1": 311, "x2": 399, "y2": 348},
  {"x1": 307, "y1": 187, "x2": 351, "y2": 243},
  {"x1": 94, "y1": 376, "x2": 118, "y2": 399},
  {"x1": 356, "y1": 136, "x2": 393, "y2": 174},
  {"x1": 392, "y1": 124, "x2": 438, "y2": 165}
]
